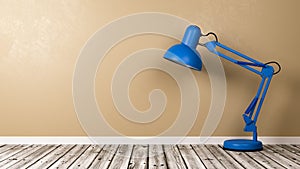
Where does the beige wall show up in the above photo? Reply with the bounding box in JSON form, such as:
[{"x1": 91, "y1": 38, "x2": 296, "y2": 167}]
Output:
[{"x1": 0, "y1": 0, "x2": 299, "y2": 136}]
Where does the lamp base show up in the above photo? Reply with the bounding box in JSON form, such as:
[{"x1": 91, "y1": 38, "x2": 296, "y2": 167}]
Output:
[{"x1": 223, "y1": 139, "x2": 263, "y2": 151}]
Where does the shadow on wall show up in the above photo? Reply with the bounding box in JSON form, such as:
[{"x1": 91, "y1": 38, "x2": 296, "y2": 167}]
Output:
[{"x1": 262, "y1": 73, "x2": 300, "y2": 136}]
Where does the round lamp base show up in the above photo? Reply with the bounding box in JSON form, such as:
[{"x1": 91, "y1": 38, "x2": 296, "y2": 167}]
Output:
[{"x1": 223, "y1": 139, "x2": 263, "y2": 151}]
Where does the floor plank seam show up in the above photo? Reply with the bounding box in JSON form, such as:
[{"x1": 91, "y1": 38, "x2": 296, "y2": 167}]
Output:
[
  {"x1": 126, "y1": 144, "x2": 135, "y2": 169},
  {"x1": 106, "y1": 144, "x2": 120, "y2": 169},
  {"x1": 258, "y1": 149, "x2": 288, "y2": 168},
  {"x1": 243, "y1": 149, "x2": 267, "y2": 169},
  {"x1": 86, "y1": 145, "x2": 105, "y2": 169},
  {"x1": 26, "y1": 144, "x2": 61, "y2": 168},
  {"x1": 204, "y1": 144, "x2": 226, "y2": 169},
  {"x1": 176, "y1": 145, "x2": 188, "y2": 169},
  {"x1": 217, "y1": 144, "x2": 246, "y2": 169},
  {"x1": 190, "y1": 144, "x2": 207, "y2": 169},
  {"x1": 161, "y1": 145, "x2": 169, "y2": 169},
  {"x1": 67, "y1": 145, "x2": 90, "y2": 169},
  {"x1": 146, "y1": 144, "x2": 149, "y2": 169},
  {"x1": 46, "y1": 144, "x2": 76, "y2": 168}
]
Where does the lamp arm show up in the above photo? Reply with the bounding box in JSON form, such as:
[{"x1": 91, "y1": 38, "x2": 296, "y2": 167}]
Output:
[{"x1": 204, "y1": 41, "x2": 275, "y2": 141}]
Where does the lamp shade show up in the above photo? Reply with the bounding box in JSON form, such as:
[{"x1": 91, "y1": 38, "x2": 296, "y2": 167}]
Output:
[{"x1": 164, "y1": 25, "x2": 202, "y2": 71}]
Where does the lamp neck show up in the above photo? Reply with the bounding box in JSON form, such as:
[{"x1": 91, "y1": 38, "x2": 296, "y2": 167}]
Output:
[{"x1": 182, "y1": 25, "x2": 201, "y2": 49}]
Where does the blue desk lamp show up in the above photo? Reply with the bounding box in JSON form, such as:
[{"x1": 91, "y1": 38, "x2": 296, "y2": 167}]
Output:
[{"x1": 164, "y1": 25, "x2": 280, "y2": 151}]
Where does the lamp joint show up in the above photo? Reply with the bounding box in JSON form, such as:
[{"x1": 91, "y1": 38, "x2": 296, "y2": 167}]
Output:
[{"x1": 261, "y1": 66, "x2": 274, "y2": 78}]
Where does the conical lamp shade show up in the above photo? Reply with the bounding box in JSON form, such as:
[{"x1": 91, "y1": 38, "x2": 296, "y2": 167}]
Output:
[{"x1": 164, "y1": 25, "x2": 203, "y2": 71}]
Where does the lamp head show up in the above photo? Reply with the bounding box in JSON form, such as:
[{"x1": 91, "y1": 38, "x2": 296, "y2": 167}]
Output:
[{"x1": 164, "y1": 25, "x2": 203, "y2": 71}]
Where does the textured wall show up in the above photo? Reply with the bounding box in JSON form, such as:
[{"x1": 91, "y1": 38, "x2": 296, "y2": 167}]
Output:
[{"x1": 0, "y1": 0, "x2": 299, "y2": 136}]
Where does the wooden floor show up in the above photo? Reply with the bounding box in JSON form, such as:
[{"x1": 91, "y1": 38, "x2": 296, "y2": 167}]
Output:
[{"x1": 0, "y1": 144, "x2": 299, "y2": 169}]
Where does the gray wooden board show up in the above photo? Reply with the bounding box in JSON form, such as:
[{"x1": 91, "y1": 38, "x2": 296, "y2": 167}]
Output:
[
  {"x1": 246, "y1": 150, "x2": 286, "y2": 168},
  {"x1": 0, "y1": 144, "x2": 20, "y2": 154},
  {"x1": 260, "y1": 145, "x2": 300, "y2": 168},
  {"x1": 69, "y1": 144, "x2": 104, "y2": 169},
  {"x1": 128, "y1": 144, "x2": 148, "y2": 169},
  {"x1": 0, "y1": 145, "x2": 16, "y2": 154},
  {"x1": 48, "y1": 144, "x2": 89, "y2": 169},
  {"x1": 265, "y1": 145, "x2": 300, "y2": 165},
  {"x1": 28, "y1": 144, "x2": 74, "y2": 169},
  {"x1": 89, "y1": 144, "x2": 119, "y2": 169},
  {"x1": 220, "y1": 145, "x2": 265, "y2": 169},
  {"x1": 279, "y1": 144, "x2": 300, "y2": 156},
  {"x1": 0, "y1": 144, "x2": 42, "y2": 168},
  {"x1": 293, "y1": 145, "x2": 300, "y2": 149},
  {"x1": 177, "y1": 144, "x2": 205, "y2": 169},
  {"x1": 0, "y1": 144, "x2": 299, "y2": 168},
  {"x1": 205, "y1": 145, "x2": 243, "y2": 169},
  {"x1": 0, "y1": 145, "x2": 30, "y2": 161},
  {"x1": 191, "y1": 144, "x2": 225, "y2": 169},
  {"x1": 163, "y1": 145, "x2": 186, "y2": 169},
  {"x1": 8, "y1": 144, "x2": 58, "y2": 169},
  {"x1": 109, "y1": 144, "x2": 133, "y2": 169},
  {"x1": 148, "y1": 145, "x2": 167, "y2": 169}
]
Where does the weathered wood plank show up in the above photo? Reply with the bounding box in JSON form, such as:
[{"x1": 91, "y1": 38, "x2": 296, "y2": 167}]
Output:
[
  {"x1": 163, "y1": 145, "x2": 186, "y2": 169},
  {"x1": 260, "y1": 145, "x2": 300, "y2": 168},
  {"x1": 128, "y1": 144, "x2": 148, "y2": 169},
  {"x1": 0, "y1": 145, "x2": 5, "y2": 151},
  {"x1": 0, "y1": 144, "x2": 42, "y2": 168},
  {"x1": 0, "y1": 145, "x2": 12, "y2": 154},
  {"x1": 0, "y1": 145, "x2": 19, "y2": 154},
  {"x1": 279, "y1": 145, "x2": 300, "y2": 155},
  {"x1": 246, "y1": 150, "x2": 285, "y2": 168},
  {"x1": 8, "y1": 145, "x2": 58, "y2": 169},
  {"x1": 0, "y1": 145, "x2": 30, "y2": 161},
  {"x1": 69, "y1": 144, "x2": 104, "y2": 169},
  {"x1": 48, "y1": 144, "x2": 89, "y2": 169},
  {"x1": 28, "y1": 144, "x2": 74, "y2": 169},
  {"x1": 89, "y1": 144, "x2": 119, "y2": 169},
  {"x1": 205, "y1": 145, "x2": 243, "y2": 169},
  {"x1": 177, "y1": 144, "x2": 205, "y2": 169},
  {"x1": 109, "y1": 144, "x2": 133, "y2": 169},
  {"x1": 221, "y1": 145, "x2": 264, "y2": 169},
  {"x1": 148, "y1": 145, "x2": 167, "y2": 169},
  {"x1": 191, "y1": 144, "x2": 225, "y2": 169},
  {"x1": 293, "y1": 145, "x2": 300, "y2": 149},
  {"x1": 265, "y1": 145, "x2": 300, "y2": 165},
  {"x1": 0, "y1": 144, "x2": 299, "y2": 169}
]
